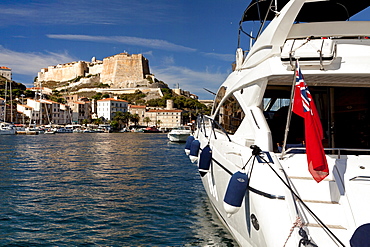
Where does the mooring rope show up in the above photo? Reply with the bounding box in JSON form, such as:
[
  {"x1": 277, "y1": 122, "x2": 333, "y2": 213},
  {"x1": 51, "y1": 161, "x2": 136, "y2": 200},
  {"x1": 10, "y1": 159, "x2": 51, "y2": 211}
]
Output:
[{"x1": 283, "y1": 216, "x2": 304, "y2": 247}]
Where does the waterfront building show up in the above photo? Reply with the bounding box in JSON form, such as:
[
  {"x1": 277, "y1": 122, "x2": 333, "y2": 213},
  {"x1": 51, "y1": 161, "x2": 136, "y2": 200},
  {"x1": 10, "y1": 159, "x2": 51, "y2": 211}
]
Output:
[
  {"x1": 128, "y1": 105, "x2": 146, "y2": 126},
  {"x1": 97, "y1": 98, "x2": 128, "y2": 121},
  {"x1": 18, "y1": 99, "x2": 72, "y2": 125},
  {"x1": 145, "y1": 109, "x2": 183, "y2": 129},
  {"x1": 68, "y1": 101, "x2": 91, "y2": 124}
]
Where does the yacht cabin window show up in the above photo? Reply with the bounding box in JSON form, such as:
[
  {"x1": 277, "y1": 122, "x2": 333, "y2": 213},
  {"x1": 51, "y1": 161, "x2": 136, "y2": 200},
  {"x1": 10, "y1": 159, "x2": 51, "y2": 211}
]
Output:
[
  {"x1": 214, "y1": 91, "x2": 245, "y2": 134},
  {"x1": 263, "y1": 85, "x2": 370, "y2": 153}
]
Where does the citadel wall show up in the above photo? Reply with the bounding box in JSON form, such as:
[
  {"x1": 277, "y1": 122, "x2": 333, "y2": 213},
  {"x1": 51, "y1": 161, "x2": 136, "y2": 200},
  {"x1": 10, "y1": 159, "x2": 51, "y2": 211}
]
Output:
[
  {"x1": 36, "y1": 53, "x2": 150, "y2": 89},
  {"x1": 38, "y1": 61, "x2": 88, "y2": 82},
  {"x1": 100, "y1": 53, "x2": 150, "y2": 87}
]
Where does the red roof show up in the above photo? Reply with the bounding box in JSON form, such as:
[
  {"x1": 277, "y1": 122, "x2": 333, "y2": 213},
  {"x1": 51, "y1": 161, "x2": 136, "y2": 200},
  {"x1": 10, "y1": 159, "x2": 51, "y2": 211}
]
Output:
[
  {"x1": 0, "y1": 66, "x2": 11, "y2": 70},
  {"x1": 129, "y1": 105, "x2": 146, "y2": 108},
  {"x1": 147, "y1": 109, "x2": 182, "y2": 113},
  {"x1": 98, "y1": 98, "x2": 128, "y2": 102}
]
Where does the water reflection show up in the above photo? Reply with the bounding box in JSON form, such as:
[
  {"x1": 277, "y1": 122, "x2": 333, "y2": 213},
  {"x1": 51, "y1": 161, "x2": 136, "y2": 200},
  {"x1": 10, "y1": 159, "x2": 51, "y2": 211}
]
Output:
[{"x1": 0, "y1": 133, "x2": 236, "y2": 246}]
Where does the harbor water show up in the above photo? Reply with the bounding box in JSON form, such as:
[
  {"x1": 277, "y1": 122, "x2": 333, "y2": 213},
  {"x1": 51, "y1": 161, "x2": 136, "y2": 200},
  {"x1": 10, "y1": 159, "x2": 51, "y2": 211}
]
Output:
[{"x1": 0, "y1": 133, "x2": 237, "y2": 246}]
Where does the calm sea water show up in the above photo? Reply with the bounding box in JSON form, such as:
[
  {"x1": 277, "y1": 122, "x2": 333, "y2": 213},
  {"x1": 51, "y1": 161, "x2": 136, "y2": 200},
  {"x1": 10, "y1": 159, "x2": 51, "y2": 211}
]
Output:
[{"x1": 0, "y1": 133, "x2": 237, "y2": 246}]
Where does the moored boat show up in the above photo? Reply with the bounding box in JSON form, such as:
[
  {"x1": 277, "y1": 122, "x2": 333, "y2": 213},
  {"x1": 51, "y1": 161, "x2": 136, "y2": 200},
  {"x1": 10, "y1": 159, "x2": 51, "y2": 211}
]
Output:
[
  {"x1": 143, "y1": 126, "x2": 160, "y2": 133},
  {"x1": 185, "y1": 1, "x2": 370, "y2": 246},
  {"x1": 0, "y1": 122, "x2": 15, "y2": 135},
  {"x1": 167, "y1": 126, "x2": 192, "y2": 142}
]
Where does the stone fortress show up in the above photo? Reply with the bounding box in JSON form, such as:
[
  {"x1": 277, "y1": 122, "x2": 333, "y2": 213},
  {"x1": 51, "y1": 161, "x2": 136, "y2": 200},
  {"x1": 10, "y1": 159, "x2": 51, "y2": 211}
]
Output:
[{"x1": 36, "y1": 53, "x2": 162, "y2": 96}]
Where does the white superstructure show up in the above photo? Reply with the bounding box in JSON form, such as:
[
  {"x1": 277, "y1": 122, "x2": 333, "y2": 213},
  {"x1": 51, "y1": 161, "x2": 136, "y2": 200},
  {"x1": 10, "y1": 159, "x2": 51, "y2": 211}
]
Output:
[{"x1": 186, "y1": 0, "x2": 370, "y2": 246}]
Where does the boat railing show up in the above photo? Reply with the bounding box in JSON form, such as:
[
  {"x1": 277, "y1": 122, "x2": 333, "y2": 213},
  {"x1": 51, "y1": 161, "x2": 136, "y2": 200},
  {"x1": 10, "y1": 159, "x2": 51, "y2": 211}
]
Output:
[
  {"x1": 197, "y1": 115, "x2": 231, "y2": 142},
  {"x1": 283, "y1": 147, "x2": 370, "y2": 159}
]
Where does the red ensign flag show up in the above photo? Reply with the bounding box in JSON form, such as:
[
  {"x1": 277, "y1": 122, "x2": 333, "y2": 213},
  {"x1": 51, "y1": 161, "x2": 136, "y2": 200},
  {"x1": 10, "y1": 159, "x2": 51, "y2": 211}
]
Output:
[{"x1": 292, "y1": 64, "x2": 329, "y2": 183}]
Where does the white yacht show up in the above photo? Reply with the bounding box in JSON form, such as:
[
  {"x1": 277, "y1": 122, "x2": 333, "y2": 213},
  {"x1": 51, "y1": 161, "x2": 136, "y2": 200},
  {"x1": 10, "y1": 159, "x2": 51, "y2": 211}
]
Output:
[
  {"x1": 186, "y1": 0, "x2": 370, "y2": 246},
  {"x1": 0, "y1": 122, "x2": 15, "y2": 135},
  {"x1": 168, "y1": 126, "x2": 192, "y2": 142}
]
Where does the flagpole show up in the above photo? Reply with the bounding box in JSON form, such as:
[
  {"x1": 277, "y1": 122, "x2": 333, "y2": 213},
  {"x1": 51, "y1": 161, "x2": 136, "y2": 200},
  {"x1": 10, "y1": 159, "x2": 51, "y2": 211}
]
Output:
[{"x1": 281, "y1": 60, "x2": 298, "y2": 158}]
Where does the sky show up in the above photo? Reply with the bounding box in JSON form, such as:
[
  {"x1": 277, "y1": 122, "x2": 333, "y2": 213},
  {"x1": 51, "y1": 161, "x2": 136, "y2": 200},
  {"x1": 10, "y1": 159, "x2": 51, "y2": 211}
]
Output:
[{"x1": 0, "y1": 1, "x2": 369, "y2": 100}]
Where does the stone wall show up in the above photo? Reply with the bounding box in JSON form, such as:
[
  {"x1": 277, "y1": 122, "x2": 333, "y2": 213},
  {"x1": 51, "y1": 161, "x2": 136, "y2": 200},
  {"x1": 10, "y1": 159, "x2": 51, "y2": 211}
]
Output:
[
  {"x1": 38, "y1": 61, "x2": 88, "y2": 82},
  {"x1": 100, "y1": 53, "x2": 150, "y2": 87},
  {"x1": 87, "y1": 62, "x2": 103, "y2": 76},
  {"x1": 36, "y1": 53, "x2": 151, "y2": 89}
]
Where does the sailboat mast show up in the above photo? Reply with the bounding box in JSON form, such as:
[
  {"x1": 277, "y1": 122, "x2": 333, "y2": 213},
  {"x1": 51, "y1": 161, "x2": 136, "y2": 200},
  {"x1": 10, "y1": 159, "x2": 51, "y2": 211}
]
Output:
[
  {"x1": 10, "y1": 80, "x2": 12, "y2": 123},
  {"x1": 39, "y1": 81, "x2": 42, "y2": 126},
  {"x1": 4, "y1": 80, "x2": 7, "y2": 122}
]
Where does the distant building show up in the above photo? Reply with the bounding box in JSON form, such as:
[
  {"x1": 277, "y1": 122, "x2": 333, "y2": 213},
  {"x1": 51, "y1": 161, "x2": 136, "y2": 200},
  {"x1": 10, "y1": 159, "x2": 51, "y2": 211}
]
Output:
[
  {"x1": 145, "y1": 109, "x2": 183, "y2": 128},
  {"x1": 68, "y1": 101, "x2": 91, "y2": 124},
  {"x1": 18, "y1": 98, "x2": 72, "y2": 125},
  {"x1": 97, "y1": 98, "x2": 128, "y2": 121},
  {"x1": 27, "y1": 87, "x2": 53, "y2": 95},
  {"x1": 128, "y1": 105, "x2": 146, "y2": 126},
  {"x1": 0, "y1": 66, "x2": 11, "y2": 81}
]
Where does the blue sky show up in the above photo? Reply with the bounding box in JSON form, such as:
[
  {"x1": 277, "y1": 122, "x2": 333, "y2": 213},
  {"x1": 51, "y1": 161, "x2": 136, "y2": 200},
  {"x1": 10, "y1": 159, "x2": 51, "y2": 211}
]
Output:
[{"x1": 0, "y1": 1, "x2": 369, "y2": 100}]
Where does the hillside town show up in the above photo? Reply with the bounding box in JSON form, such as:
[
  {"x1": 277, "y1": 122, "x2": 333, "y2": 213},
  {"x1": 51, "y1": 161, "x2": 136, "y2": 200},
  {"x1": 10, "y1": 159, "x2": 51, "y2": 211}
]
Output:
[{"x1": 0, "y1": 53, "x2": 212, "y2": 133}]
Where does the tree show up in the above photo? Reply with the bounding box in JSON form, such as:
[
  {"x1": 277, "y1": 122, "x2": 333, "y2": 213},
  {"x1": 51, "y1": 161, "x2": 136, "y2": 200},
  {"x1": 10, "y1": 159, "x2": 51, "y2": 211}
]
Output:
[
  {"x1": 92, "y1": 93, "x2": 103, "y2": 100},
  {"x1": 110, "y1": 120, "x2": 119, "y2": 130},
  {"x1": 82, "y1": 119, "x2": 90, "y2": 126},
  {"x1": 143, "y1": 117, "x2": 151, "y2": 126},
  {"x1": 113, "y1": 111, "x2": 132, "y2": 129},
  {"x1": 130, "y1": 113, "x2": 140, "y2": 126},
  {"x1": 93, "y1": 118, "x2": 103, "y2": 125}
]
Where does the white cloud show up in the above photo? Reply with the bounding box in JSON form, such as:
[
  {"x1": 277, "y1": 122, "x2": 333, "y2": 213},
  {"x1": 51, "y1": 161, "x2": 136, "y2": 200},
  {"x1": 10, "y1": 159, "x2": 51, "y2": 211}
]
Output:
[
  {"x1": 201, "y1": 52, "x2": 235, "y2": 62},
  {"x1": 160, "y1": 56, "x2": 175, "y2": 66},
  {"x1": 47, "y1": 34, "x2": 197, "y2": 53},
  {"x1": 0, "y1": 45, "x2": 76, "y2": 76},
  {"x1": 142, "y1": 51, "x2": 153, "y2": 57},
  {"x1": 0, "y1": 1, "x2": 179, "y2": 26},
  {"x1": 152, "y1": 65, "x2": 227, "y2": 100}
]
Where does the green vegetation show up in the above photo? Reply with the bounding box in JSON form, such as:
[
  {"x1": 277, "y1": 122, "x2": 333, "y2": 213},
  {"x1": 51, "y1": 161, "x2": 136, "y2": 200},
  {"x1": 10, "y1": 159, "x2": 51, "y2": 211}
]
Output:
[
  {"x1": 97, "y1": 83, "x2": 110, "y2": 88},
  {"x1": 119, "y1": 90, "x2": 146, "y2": 104},
  {"x1": 146, "y1": 88, "x2": 211, "y2": 120}
]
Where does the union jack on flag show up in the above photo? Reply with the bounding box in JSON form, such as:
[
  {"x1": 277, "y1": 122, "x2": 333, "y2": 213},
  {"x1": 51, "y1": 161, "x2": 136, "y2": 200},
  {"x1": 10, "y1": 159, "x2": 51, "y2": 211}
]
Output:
[
  {"x1": 293, "y1": 68, "x2": 312, "y2": 117},
  {"x1": 292, "y1": 63, "x2": 329, "y2": 183}
]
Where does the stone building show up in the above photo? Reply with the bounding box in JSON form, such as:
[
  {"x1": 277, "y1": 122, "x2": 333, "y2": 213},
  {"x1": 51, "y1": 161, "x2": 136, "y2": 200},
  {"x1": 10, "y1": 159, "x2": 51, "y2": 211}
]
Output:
[{"x1": 128, "y1": 105, "x2": 146, "y2": 126}]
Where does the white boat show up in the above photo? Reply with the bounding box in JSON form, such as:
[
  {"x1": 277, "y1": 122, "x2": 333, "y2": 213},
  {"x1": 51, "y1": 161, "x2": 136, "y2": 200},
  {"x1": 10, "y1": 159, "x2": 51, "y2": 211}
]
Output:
[
  {"x1": 55, "y1": 127, "x2": 73, "y2": 133},
  {"x1": 131, "y1": 128, "x2": 144, "y2": 133},
  {"x1": 186, "y1": 1, "x2": 370, "y2": 246},
  {"x1": 44, "y1": 128, "x2": 56, "y2": 134},
  {"x1": 167, "y1": 126, "x2": 192, "y2": 142},
  {"x1": 0, "y1": 122, "x2": 15, "y2": 135}
]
